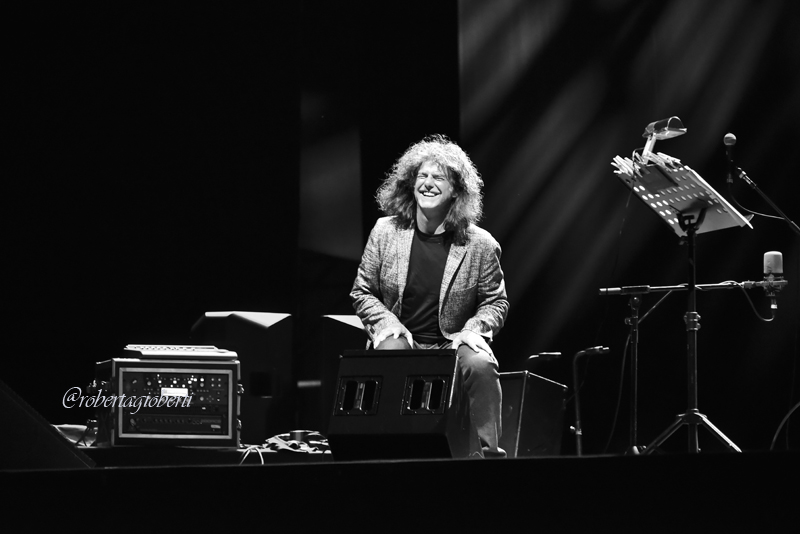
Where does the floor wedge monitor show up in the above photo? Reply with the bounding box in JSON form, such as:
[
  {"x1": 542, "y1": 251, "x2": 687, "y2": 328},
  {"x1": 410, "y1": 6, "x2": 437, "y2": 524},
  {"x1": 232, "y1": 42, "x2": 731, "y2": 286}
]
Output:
[{"x1": 327, "y1": 349, "x2": 473, "y2": 461}]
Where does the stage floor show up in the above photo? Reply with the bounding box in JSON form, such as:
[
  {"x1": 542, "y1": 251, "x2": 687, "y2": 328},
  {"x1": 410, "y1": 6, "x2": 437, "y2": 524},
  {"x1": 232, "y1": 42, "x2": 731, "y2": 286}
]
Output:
[{"x1": 2, "y1": 451, "x2": 795, "y2": 531}]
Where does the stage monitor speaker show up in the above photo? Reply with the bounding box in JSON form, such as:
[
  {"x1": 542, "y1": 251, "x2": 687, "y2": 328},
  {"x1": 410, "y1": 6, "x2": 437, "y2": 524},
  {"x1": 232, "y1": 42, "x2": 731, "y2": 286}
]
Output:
[
  {"x1": 0, "y1": 379, "x2": 95, "y2": 470},
  {"x1": 500, "y1": 371, "x2": 567, "y2": 458},
  {"x1": 191, "y1": 311, "x2": 292, "y2": 445},
  {"x1": 327, "y1": 349, "x2": 473, "y2": 461},
  {"x1": 312, "y1": 315, "x2": 367, "y2": 433}
]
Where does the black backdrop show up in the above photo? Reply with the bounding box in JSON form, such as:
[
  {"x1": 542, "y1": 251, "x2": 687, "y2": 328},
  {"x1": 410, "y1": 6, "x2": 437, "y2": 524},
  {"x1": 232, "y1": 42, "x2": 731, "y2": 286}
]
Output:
[
  {"x1": 6, "y1": 2, "x2": 798, "y2": 454},
  {"x1": 8, "y1": 4, "x2": 301, "y2": 423}
]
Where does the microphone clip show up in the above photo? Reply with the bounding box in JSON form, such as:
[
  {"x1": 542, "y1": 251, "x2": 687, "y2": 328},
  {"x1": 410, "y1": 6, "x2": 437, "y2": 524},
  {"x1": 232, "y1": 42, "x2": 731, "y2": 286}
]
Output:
[{"x1": 763, "y1": 273, "x2": 784, "y2": 298}]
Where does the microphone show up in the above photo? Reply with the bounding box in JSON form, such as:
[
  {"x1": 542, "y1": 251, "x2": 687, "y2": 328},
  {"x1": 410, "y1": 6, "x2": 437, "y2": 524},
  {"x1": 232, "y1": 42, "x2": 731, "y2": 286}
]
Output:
[
  {"x1": 740, "y1": 252, "x2": 787, "y2": 319},
  {"x1": 577, "y1": 346, "x2": 610, "y2": 357},
  {"x1": 763, "y1": 250, "x2": 784, "y2": 294},
  {"x1": 724, "y1": 133, "x2": 736, "y2": 183},
  {"x1": 527, "y1": 352, "x2": 562, "y2": 362},
  {"x1": 764, "y1": 251, "x2": 784, "y2": 315}
]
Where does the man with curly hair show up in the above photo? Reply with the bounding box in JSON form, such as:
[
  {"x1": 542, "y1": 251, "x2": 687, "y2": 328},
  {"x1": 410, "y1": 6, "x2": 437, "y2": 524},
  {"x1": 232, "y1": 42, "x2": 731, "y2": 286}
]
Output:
[{"x1": 351, "y1": 134, "x2": 509, "y2": 458}]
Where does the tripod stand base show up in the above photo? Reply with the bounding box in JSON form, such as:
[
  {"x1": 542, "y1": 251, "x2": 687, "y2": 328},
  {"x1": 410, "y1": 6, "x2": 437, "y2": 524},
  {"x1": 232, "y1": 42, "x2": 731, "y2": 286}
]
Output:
[
  {"x1": 625, "y1": 445, "x2": 644, "y2": 456},
  {"x1": 643, "y1": 410, "x2": 742, "y2": 454}
]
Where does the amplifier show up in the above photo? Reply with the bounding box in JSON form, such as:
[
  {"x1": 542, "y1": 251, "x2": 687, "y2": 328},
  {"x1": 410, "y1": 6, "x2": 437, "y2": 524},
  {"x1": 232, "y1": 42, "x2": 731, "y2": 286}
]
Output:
[
  {"x1": 499, "y1": 371, "x2": 567, "y2": 457},
  {"x1": 94, "y1": 352, "x2": 241, "y2": 448}
]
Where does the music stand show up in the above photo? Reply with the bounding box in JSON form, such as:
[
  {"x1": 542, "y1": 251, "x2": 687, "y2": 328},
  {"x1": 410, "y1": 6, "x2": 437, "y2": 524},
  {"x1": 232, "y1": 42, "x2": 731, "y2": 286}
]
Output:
[{"x1": 611, "y1": 150, "x2": 752, "y2": 453}]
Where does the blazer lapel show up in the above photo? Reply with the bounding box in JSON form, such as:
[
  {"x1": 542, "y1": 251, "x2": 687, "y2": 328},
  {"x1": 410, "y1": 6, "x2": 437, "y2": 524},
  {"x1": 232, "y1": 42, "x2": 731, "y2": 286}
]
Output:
[
  {"x1": 440, "y1": 241, "x2": 467, "y2": 311},
  {"x1": 394, "y1": 226, "x2": 415, "y2": 313}
]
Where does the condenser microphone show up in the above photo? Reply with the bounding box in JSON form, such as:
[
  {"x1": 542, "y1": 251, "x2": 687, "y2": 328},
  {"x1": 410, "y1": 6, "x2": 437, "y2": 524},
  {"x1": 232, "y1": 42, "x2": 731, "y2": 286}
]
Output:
[
  {"x1": 763, "y1": 251, "x2": 784, "y2": 294},
  {"x1": 724, "y1": 133, "x2": 736, "y2": 183},
  {"x1": 763, "y1": 251, "x2": 784, "y2": 315}
]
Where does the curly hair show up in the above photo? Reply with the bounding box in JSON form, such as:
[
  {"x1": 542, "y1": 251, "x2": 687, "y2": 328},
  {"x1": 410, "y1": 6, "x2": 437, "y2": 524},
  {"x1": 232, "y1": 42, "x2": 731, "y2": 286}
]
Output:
[{"x1": 376, "y1": 134, "x2": 484, "y2": 244}]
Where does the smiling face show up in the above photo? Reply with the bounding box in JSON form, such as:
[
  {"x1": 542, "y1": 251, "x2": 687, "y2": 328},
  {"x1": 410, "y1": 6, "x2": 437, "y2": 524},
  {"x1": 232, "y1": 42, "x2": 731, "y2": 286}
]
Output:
[{"x1": 414, "y1": 160, "x2": 456, "y2": 217}]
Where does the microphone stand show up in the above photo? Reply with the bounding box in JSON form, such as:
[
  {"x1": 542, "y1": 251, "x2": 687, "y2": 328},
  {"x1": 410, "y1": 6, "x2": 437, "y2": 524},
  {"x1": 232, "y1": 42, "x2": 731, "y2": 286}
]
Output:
[
  {"x1": 599, "y1": 275, "x2": 786, "y2": 454},
  {"x1": 735, "y1": 167, "x2": 800, "y2": 237},
  {"x1": 571, "y1": 346, "x2": 609, "y2": 456},
  {"x1": 626, "y1": 295, "x2": 641, "y2": 454}
]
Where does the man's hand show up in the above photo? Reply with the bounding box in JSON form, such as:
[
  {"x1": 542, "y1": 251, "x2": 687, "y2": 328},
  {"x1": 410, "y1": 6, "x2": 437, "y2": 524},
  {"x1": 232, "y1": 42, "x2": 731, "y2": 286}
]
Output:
[
  {"x1": 453, "y1": 330, "x2": 494, "y2": 357},
  {"x1": 373, "y1": 325, "x2": 413, "y2": 349}
]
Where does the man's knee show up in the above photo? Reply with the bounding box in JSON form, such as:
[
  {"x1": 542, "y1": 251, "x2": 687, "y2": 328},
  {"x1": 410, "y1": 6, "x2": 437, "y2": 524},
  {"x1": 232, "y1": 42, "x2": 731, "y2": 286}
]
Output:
[
  {"x1": 457, "y1": 345, "x2": 499, "y2": 376},
  {"x1": 374, "y1": 336, "x2": 412, "y2": 350}
]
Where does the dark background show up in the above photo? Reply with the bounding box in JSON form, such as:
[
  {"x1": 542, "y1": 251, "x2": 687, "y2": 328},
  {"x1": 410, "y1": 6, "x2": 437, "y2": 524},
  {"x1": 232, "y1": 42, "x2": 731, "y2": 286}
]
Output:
[{"x1": 6, "y1": 1, "x2": 798, "y2": 454}]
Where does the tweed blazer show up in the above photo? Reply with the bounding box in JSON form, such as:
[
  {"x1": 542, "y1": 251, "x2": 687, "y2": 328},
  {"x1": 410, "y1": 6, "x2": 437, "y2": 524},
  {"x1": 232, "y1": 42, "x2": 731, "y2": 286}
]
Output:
[{"x1": 351, "y1": 216, "x2": 508, "y2": 343}]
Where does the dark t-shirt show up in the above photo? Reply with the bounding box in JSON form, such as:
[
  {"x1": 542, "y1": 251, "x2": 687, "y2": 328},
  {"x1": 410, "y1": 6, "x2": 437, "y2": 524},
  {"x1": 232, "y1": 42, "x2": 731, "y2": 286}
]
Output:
[{"x1": 401, "y1": 226, "x2": 454, "y2": 343}]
